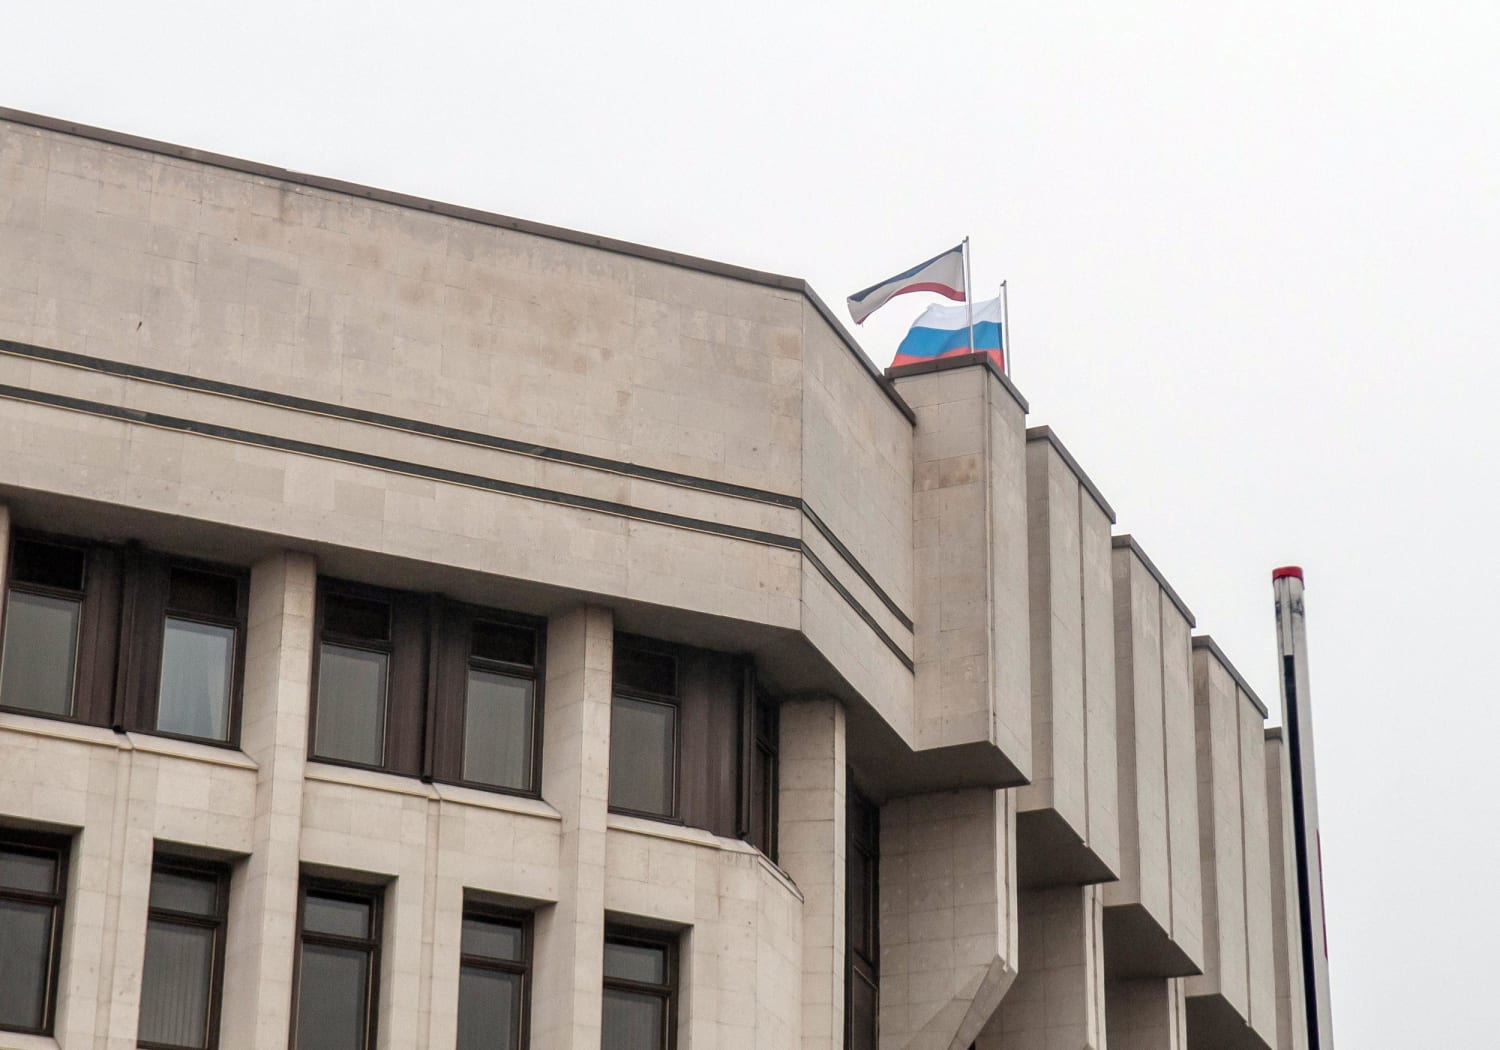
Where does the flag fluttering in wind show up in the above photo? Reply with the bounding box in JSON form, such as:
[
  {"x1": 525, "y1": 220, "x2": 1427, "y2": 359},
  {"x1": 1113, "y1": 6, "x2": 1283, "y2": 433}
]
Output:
[
  {"x1": 846, "y1": 243, "x2": 966, "y2": 325},
  {"x1": 892, "y1": 296, "x2": 1004, "y2": 370}
]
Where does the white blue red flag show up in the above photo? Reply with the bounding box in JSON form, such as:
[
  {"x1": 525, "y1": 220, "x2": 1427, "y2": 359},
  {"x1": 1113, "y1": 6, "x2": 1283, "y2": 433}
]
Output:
[
  {"x1": 891, "y1": 297, "x2": 1003, "y2": 369},
  {"x1": 846, "y1": 244, "x2": 966, "y2": 325}
]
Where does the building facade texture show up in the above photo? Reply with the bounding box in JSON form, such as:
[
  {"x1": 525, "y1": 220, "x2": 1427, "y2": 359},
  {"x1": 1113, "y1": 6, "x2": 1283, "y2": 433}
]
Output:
[{"x1": 0, "y1": 110, "x2": 1316, "y2": 1050}]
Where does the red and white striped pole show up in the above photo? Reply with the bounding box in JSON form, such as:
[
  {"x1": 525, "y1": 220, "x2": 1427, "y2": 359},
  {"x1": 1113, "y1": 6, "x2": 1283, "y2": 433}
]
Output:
[{"x1": 1273, "y1": 566, "x2": 1335, "y2": 1049}]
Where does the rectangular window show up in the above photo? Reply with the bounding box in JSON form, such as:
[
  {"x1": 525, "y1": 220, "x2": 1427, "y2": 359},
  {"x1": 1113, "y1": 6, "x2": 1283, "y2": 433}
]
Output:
[
  {"x1": 457, "y1": 617, "x2": 541, "y2": 793},
  {"x1": 845, "y1": 786, "x2": 878, "y2": 1050},
  {"x1": 0, "y1": 829, "x2": 69, "y2": 1036},
  {"x1": 746, "y1": 692, "x2": 779, "y2": 860},
  {"x1": 314, "y1": 591, "x2": 393, "y2": 767},
  {"x1": 138, "y1": 859, "x2": 228, "y2": 1049},
  {"x1": 609, "y1": 641, "x2": 678, "y2": 820},
  {"x1": 293, "y1": 881, "x2": 381, "y2": 1050},
  {"x1": 602, "y1": 928, "x2": 676, "y2": 1050},
  {"x1": 456, "y1": 905, "x2": 530, "y2": 1050},
  {"x1": 154, "y1": 567, "x2": 244, "y2": 743},
  {"x1": 0, "y1": 538, "x2": 87, "y2": 717}
]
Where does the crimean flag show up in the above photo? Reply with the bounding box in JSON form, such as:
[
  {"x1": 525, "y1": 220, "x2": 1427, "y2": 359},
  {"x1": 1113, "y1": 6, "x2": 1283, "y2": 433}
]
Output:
[
  {"x1": 891, "y1": 297, "x2": 1004, "y2": 369},
  {"x1": 846, "y1": 244, "x2": 966, "y2": 325}
]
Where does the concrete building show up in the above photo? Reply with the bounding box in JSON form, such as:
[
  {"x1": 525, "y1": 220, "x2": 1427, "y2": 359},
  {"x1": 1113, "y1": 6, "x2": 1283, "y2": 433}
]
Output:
[{"x1": 0, "y1": 109, "x2": 1323, "y2": 1050}]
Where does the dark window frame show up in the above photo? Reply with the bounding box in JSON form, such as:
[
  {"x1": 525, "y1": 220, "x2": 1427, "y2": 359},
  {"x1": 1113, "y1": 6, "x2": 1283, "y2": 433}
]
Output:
[
  {"x1": 137, "y1": 856, "x2": 230, "y2": 1050},
  {"x1": 0, "y1": 827, "x2": 70, "y2": 1037},
  {"x1": 308, "y1": 580, "x2": 399, "y2": 774},
  {"x1": 0, "y1": 531, "x2": 115, "y2": 726},
  {"x1": 0, "y1": 533, "x2": 249, "y2": 748},
  {"x1": 125, "y1": 555, "x2": 250, "y2": 751},
  {"x1": 456, "y1": 900, "x2": 532, "y2": 1050},
  {"x1": 739, "y1": 676, "x2": 779, "y2": 862},
  {"x1": 430, "y1": 603, "x2": 547, "y2": 799},
  {"x1": 844, "y1": 784, "x2": 879, "y2": 1050},
  {"x1": 290, "y1": 878, "x2": 383, "y2": 1050},
  {"x1": 602, "y1": 925, "x2": 678, "y2": 1050},
  {"x1": 608, "y1": 637, "x2": 682, "y2": 824}
]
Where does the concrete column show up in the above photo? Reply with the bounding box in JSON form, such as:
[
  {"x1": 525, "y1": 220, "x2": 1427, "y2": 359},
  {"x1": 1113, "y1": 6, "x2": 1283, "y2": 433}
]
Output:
[
  {"x1": 219, "y1": 550, "x2": 317, "y2": 1049},
  {"x1": 531, "y1": 605, "x2": 614, "y2": 1050},
  {"x1": 880, "y1": 789, "x2": 1017, "y2": 1050},
  {"x1": 1107, "y1": 977, "x2": 1188, "y2": 1050},
  {"x1": 777, "y1": 698, "x2": 846, "y2": 1050},
  {"x1": 977, "y1": 884, "x2": 1106, "y2": 1050}
]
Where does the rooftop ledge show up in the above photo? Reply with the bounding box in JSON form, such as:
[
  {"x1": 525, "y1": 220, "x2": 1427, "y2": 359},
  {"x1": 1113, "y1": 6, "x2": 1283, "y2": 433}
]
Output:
[{"x1": 0, "y1": 106, "x2": 916, "y2": 426}]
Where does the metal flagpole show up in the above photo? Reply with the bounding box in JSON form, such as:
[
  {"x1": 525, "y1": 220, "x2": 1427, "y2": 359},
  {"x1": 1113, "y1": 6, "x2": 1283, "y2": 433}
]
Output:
[
  {"x1": 1000, "y1": 279, "x2": 1011, "y2": 376},
  {"x1": 962, "y1": 236, "x2": 976, "y2": 357}
]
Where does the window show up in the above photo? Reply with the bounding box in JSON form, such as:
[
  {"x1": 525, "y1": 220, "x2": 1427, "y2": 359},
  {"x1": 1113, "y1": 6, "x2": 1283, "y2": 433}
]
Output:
[
  {"x1": 0, "y1": 829, "x2": 68, "y2": 1036},
  {"x1": 1, "y1": 538, "x2": 91, "y2": 718},
  {"x1": 845, "y1": 787, "x2": 878, "y2": 1050},
  {"x1": 293, "y1": 881, "x2": 382, "y2": 1050},
  {"x1": 0, "y1": 534, "x2": 247, "y2": 744},
  {"x1": 743, "y1": 688, "x2": 779, "y2": 860},
  {"x1": 314, "y1": 590, "x2": 394, "y2": 767},
  {"x1": 609, "y1": 636, "x2": 763, "y2": 846},
  {"x1": 153, "y1": 568, "x2": 243, "y2": 742},
  {"x1": 138, "y1": 859, "x2": 228, "y2": 1049},
  {"x1": 609, "y1": 643, "x2": 678, "y2": 819},
  {"x1": 431, "y1": 608, "x2": 544, "y2": 795},
  {"x1": 602, "y1": 928, "x2": 676, "y2": 1050},
  {"x1": 456, "y1": 905, "x2": 530, "y2": 1050}
]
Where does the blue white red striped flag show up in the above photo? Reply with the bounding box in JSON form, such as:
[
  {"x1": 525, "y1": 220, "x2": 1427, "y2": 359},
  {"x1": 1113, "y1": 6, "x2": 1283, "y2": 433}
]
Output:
[
  {"x1": 846, "y1": 244, "x2": 966, "y2": 325},
  {"x1": 891, "y1": 297, "x2": 1003, "y2": 369}
]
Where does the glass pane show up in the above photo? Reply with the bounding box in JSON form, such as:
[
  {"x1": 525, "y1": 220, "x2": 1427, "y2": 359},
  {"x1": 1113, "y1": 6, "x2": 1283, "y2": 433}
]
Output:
[
  {"x1": 602, "y1": 987, "x2": 664, "y2": 1050},
  {"x1": 603, "y1": 941, "x2": 666, "y2": 985},
  {"x1": 168, "y1": 568, "x2": 238, "y2": 620},
  {"x1": 0, "y1": 590, "x2": 80, "y2": 716},
  {"x1": 157, "y1": 618, "x2": 235, "y2": 741},
  {"x1": 456, "y1": 966, "x2": 522, "y2": 1050},
  {"x1": 304, "y1": 893, "x2": 372, "y2": 939},
  {"x1": 324, "y1": 593, "x2": 389, "y2": 642},
  {"x1": 11, "y1": 539, "x2": 85, "y2": 591},
  {"x1": 138, "y1": 920, "x2": 214, "y2": 1047},
  {"x1": 461, "y1": 914, "x2": 524, "y2": 962},
  {"x1": 608, "y1": 696, "x2": 674, "y2": 816},
  {"x1": 613, "y1": 646, "x2": 675, "y2": 697},
  {"x1": 0, "y1": 848, "x2": 57, "y2": 894},
  {"x1": 849, "y1": 970, "x2": 878, "y2": 1050},
  {"x1": 150, "y1": 869, "x2": 218, "y2": 917},
  {"x1": 314, "y1": 645, "x2": 388, "y2": 766},
  {"x1": 463, "y1": 671, "x2": 534, "y2": 790},
  {"x1": 295, "y1": 943, "x2": 369, "y2": 1050},
  {"x1": 471, "y1": 620, "x2": 534, "y2": 666},
  {"x1": 0, "y1": 899, "x2": 53, "y2": 1030},
  {"x1": 847, "y1": 849, "x2": 870, "y2": 959}
]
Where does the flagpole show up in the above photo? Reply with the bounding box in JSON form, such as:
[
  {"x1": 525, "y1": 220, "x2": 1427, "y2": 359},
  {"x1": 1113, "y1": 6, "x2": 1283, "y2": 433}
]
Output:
[
  {"x1": 1000, "y1": 279, "x2": 1010, "y2": 376},
  {"x1": 962, "y1": 236, "x2": 976, "y2": 357}
]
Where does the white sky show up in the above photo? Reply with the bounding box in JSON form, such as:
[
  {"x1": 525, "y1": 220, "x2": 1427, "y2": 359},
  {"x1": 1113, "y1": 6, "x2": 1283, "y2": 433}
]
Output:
[{"x1": 5, "y1": 2, "x2": 1498, "y2": 1043}]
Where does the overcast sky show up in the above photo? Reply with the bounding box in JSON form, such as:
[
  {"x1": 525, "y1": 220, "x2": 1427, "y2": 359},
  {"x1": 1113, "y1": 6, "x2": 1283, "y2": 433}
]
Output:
[{"x1": 5, "y1": 2, "x2": 1497, "y2": 1043}]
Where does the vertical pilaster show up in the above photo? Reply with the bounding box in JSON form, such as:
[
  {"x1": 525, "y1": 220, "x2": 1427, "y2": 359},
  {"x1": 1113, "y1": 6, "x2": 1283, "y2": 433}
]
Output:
[
  {"x1": 777, "y1": 698, "x2": 846, "y2": 1050},
  {"x1": 532, "y1": 605, "x2": 614, "y2": 1050},
  {"x1": 219, "y1": 550, "x2": 317, "y2": 1048}
]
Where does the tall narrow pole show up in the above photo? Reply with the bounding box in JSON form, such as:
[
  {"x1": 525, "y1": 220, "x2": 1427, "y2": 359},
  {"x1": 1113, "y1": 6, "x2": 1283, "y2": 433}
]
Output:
[
  {"x1": 1273, "y1": 566, "x2": 1335, "y2": 1050},
  {"x1": 962, "y1": 236, "x2": 977, "y2": 358},
  {"x1": 1000, "y1": 279, "x2": 1010, "y2": 376}
]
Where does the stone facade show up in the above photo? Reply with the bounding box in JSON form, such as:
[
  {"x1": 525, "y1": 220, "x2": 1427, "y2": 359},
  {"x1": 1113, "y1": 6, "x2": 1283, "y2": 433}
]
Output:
[{"x1": 0, "y1": 110, "x2": 1319, "y2": 1050}]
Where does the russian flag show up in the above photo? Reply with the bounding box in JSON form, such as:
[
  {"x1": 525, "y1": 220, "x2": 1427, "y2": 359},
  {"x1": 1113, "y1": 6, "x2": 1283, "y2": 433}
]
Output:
[
  {"x1": 891, "y1": 297, "x2": 1004, "y2": 369},
  {"x1": 846, "y1": 243, "x2": 966, "y2": 325}
]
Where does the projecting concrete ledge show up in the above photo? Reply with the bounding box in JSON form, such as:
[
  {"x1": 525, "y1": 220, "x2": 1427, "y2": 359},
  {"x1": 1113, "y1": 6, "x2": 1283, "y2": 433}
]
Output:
[
  {"x1": 885, "y1": 351, "x2": 1030, "y2": 414},
  {"x1": 1103, "y1": 903, "x2": 1204, "y2": 980},
  {"x1": 1111, "y1": 534, "x2": 1197, "y2": 627}
]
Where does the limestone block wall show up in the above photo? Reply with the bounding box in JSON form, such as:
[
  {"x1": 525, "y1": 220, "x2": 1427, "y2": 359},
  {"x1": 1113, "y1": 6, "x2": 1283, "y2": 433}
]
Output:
[
  {"x1": 1264, "y1": 729, "x2": 1309, "y2": 1050},
  {"x1": 878, "y1": 789, "x2": 1018, "y2": 1050},
  {"x1": 892, "y1": 360, "x2": 1031, "y2": 784},
  {"x1": 1103, "y1": 537, "x2": 1204, "y2": 978},
  {"x1": 976, "y1": 884, "x2": 1107, "y2": 1050},
  {"x1": 1018, "y1": 428, "x2": 1119, "y2": 887},
  {"x1": 1184, "y1": 638, "x2": 1277, "y2": 1050},
  {"x1": 1106, "y1": 977, "x2": 1188, "y2": 1050}
]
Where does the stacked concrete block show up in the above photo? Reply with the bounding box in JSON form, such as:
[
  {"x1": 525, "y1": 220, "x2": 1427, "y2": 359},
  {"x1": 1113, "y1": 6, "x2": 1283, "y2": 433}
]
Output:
[
  {"x1": 891, "y1": 358, "x2": 1032, "y2": 791},
  {"x1": 1103, "y1": 536, "x2": 1204, "y2": 979},
  {"x1": 1107, "y1": 977, "x2": 1189, "y2": 1050},
  {"x1": 879, "y1": 789, "x2": 1018, "y2": 1050},
  {"x1": 1018, "y1": 427, "x2": 1120, "y2": 888},
  {"x1": 1185, "y1": 637, "x2": 1277, "y2": 1050},
  {"x1": 977, "y1": 884, "x2": 1107, "y2": 1050},
  {"x1": 1264, "y1": 729, "x2": 1310, "y2": 1050}
]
